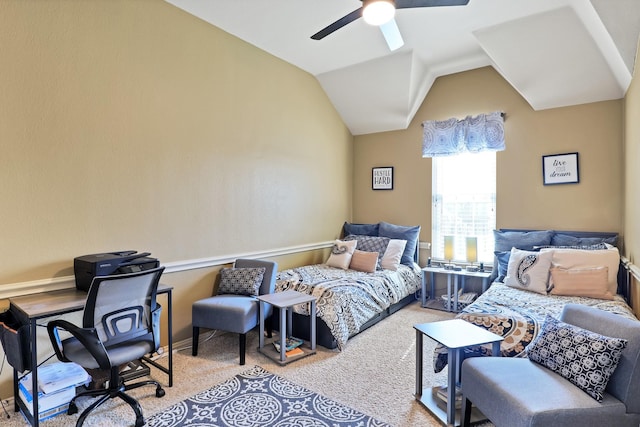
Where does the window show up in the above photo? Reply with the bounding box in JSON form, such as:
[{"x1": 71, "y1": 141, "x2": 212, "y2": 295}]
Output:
[{"x1": 432, "y1": 151, "x2": 496, "y2": 264}]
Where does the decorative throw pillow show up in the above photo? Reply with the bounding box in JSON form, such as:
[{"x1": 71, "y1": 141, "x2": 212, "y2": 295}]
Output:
[
  {"x1": 551, "y1": 233, "x2": 618, "y2": 247},
  {"x1": 380, "y1": 239, "x2": 407, "y2": 271},
  {"x1": 326, "y1": 239, "x2": 357, "y2": 269},
  {"x1": 349, "y1": 250, "x2": 379, "y2": 273},
  {"x1": 541, "y1": 247, "x2": 620, "y2": 295},
  {"x1": 343, "y1": 222, "x2": 379, "y2": 237},
  {"x1": 549, "y1": 267, "x2": 613, "y2": 300},
  {"x1": 378, "y1": 222, "x2": 421, "y2": 266},
  {"x1": 526, "y1": 315, "x2": 627, "y2": 401},
  {"x1": 343, "y1": 235, "x2": 390, "y2": 267},
  {"x1": 491, "y1": 230, "x2": 554, "y2": 282},
  {"x1": 218, "y1": 267, "x2": 266, "y2": 296},
  {"x1": 494, "y1": 250, "x2": 511, "y2": 282},
  {"x1": 534, "y1": 243, "x2": 609, "y2": 251},
  {"x1": 504, "y1": 248, "x2": 552, "y2": 294}
]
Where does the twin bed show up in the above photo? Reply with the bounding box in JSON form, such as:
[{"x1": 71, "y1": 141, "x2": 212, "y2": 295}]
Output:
[
  {"x1": 273, "y1": 225, "x2": 638, "y2": 362},
  {"x1": 274, "y1": 221, "x2": 422, "y2": 349},
  {"x1": 434, "y1": 228, "x2": 637, "y2": 371}
]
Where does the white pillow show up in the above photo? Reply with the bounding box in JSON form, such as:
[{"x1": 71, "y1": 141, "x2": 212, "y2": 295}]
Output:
[
  {"x1": 380, "y1": 239, "x2": 407, "y2": 271},
  {"x1": 541, "y1": 247, "x2": 620, "y2": 295},
  {"x1": 504, "y1": 248, "x2": 552, "y2": 294},
  {"x1": 326, "y1": 239, "x2": 357, "y2": 269}
]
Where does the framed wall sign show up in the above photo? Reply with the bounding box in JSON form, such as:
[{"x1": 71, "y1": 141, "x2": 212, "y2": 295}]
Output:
[
  {"x1": 372, "y1": 166, "x2": 394, "y2": 190},
  {"x1": 542, "y1": 152, "x2": 579, "y2": 185}
]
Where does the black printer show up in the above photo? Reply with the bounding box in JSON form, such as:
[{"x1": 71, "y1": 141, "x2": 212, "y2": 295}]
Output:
[{"x1": 73, "y1": 251, "x2": 160, "y2": 291}]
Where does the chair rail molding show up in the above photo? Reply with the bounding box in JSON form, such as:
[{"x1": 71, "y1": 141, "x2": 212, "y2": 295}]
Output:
[{"x1": 0, "y1": 241, "x2": 334, "y2": 300}]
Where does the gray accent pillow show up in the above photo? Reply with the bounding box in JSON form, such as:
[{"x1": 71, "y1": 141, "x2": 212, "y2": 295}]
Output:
[
  {"x1": 218, "y1": 267, "x2": 266, "y2": 296},
  {"x1": 527, "y1": 315, "x2": 627, "y2": 401}
]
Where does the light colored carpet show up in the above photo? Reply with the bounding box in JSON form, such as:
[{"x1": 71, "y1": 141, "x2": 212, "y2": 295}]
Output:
[{"x1": 3, "y1": 301, "x2": 493, "y2": 426}]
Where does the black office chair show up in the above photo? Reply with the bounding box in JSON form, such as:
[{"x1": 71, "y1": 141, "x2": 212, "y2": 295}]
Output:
[{"x1": 47, "y1": 267, "x2": 166, "y2": 427}]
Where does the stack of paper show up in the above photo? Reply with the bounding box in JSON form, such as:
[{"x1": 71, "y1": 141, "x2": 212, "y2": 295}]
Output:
[
  {"x1": 18, "y1": 362, "x2": 91, "y2": 422},
  {"x1": 37, "y1": 361, "x2": 91, "y2": 394}
]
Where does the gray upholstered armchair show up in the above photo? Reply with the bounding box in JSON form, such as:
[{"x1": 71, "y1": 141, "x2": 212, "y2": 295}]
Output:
[
  {"x1": 461, "y1": 303, "x2": 640, "y2": 427},
  {"x1": 192, "y1": 258, "x2": 277, "y2": 365}
]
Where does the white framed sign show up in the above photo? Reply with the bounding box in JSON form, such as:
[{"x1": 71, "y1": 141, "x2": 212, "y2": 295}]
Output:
[
  {"x1": 542, "y1": 152, "x2": 579, "y2": 185},
  {"x1": 372, "y1": 167, "x2": 394, "y2": 190}
]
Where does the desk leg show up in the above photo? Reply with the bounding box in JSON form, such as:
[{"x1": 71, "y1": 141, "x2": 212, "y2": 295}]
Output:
[
  {"x1": 447, "y1": 348, "x2": 458, "y2": 425},
  {"x1": 430, "y1": 272, "x2": 435, "y2": 305},
  {"x1": 310, "y1": 300, "x2": 316, "y2": 351},
  {"x1": 446, "y1": 275, "x2": 452, "y2": 311},
  {"x1": 31, "y1": 318, "x2": 39, "y2": 427},
  {"x1": 259, "y1": 301, "x2": 265, "y2": 350},
  {"x1": 167, "y1": 290, "x2": 173, "y2": 387},
  {"x1": 453, "y1": 276, "x2": 460, "y2": 312},
  {"x1": 482, "y1": 277, "x2": 490, "y2": 294},
  {"x1": 421, "y1": 271, "x2": 427, "y2": 307},
  {"x1": 492, "y1": 341, "x2": 501, "y2": 357},
  {"x1": 415, "y1": 330, "x2": 423, "y2": 397},
  {"x1": 279, "y1": 307, "x2": 286, "y2": 362}
]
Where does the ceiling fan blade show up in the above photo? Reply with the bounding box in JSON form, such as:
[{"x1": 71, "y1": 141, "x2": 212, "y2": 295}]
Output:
[
  {"x1": 311, "y1": 8, "x2": 363, "y2": 40},
  {"x1": 395, "y1": 0, "x2": 470, "y2": 9},
  {"x1": 379, "y1": 19, "x2": 404, "y2": 51}
]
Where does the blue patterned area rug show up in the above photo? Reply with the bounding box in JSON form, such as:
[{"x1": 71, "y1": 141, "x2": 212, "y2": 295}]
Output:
[{"x1": 146, "y1": 365, "x2": 391, "y2": 427}]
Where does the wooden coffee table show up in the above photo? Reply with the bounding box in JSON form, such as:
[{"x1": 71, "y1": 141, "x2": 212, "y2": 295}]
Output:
[{"x1": 414, "y1": 319, "x2": 503, "y2": 426}]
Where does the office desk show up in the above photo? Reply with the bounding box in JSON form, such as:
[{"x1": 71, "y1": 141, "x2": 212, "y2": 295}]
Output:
[{"x1": 8, "y1": 284, "x2": 173, "y2": 427}]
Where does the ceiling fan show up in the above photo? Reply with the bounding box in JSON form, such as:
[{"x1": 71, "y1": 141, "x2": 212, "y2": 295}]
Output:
[{"x1": 311, "y1": 0, "x2": 470, "y2": 51}]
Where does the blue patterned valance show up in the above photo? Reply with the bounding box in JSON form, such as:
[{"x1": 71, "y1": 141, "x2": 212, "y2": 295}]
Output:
[{"x1": 421, "y1": 111, "x2": 505, "y2": 157}]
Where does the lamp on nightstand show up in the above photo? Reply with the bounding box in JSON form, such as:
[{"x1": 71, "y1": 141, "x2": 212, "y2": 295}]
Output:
[
  {"x1": 466, "y1": 237, "x2": 478, "y2": 272},
  {"x1": 444, "y1": 236, "x2": 455, "y2": 270}
]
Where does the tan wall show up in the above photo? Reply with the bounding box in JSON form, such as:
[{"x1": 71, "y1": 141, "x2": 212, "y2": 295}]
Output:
[
  {"x1": 0, "y1": 1, "x2": 351, "y2": 398},
  {"x1": 623, "y1": 40, "x2": 640, "y2": 317},
  {"x1": 354, "y1": 66, "x2": 624, "y2": 259},
  {"x1": 624, "y1": 42, "x2": 640, "y2": 265}
]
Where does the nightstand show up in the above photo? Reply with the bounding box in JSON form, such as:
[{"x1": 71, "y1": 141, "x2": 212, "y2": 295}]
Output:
[
  {"x1": 421, "y1": 266, "x2": 491, "y2": 312},
  {"x1": 257, "y1": 290, "x2": 317, "y2": 365}
]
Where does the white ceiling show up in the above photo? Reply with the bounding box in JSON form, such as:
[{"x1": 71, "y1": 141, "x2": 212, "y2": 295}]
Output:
[{"x1": 165, "y1": 0, "x2": 640, "y2": 135}]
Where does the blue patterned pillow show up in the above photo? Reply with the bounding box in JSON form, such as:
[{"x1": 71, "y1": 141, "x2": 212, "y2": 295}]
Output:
[
  {"x1": 218, "y1": 267, "x2": 266, "y2": 296},
  {"x1": 527, "y1": 315, "x2": 627, "y2": 401},
  {"x1": 344, "y1": 235, "x2": 390, "y2": 268}
]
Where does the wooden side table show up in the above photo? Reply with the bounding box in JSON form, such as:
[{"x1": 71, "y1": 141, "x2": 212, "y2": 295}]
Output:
[
  {"x1": 414, "y1": 319, "x2": 503, "y2": 426},
  {"x1": 257, "y1": 290, "x2": 317, "y2": 365},
  {"x1": 421, "y1": 267, "x2": 491, "y2": 311}
]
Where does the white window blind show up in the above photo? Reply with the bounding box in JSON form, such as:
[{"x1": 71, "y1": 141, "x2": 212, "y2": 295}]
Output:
[{"x1": 432, "y1": 151, "x2": 496, "y2": 264}]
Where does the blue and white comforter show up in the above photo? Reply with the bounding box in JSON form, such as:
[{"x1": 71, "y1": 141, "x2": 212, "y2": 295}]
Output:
[{"x1": 276, "y1": 263, "x2": 421, "y2": 349}]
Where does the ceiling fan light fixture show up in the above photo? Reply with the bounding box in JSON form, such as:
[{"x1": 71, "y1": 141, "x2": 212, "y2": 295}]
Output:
[{"x1": 362, "y1": 0, "x2": 396, "y2": 26}]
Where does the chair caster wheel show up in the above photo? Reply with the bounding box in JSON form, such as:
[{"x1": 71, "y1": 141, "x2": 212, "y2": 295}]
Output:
[
  {"x1": 67, "y1": 402, "x2": 78, "y2": 415},
  {"x1": 156, "y1": 387, "x2": 165, "y2": 398}
]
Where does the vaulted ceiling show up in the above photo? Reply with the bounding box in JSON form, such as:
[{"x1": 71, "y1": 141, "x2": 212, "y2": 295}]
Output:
[{"x1": 165, "y1": 0, "x2": 640, "y2": 135}]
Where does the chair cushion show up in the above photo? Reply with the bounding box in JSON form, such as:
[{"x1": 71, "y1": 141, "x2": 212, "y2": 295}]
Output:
[
  {"x1": 61, "y1": 336, "x2": 153, "y2": 369},
  {"x1": 462, "y1": 357, "x2": 631, "y2": 427},
  {"x1": 527, "y1": 315, "x2": 627, "y2": 401},
  {"x1": 218, "y1": 267, "x2": 265, "y2": 296},
  {"x1": 192, "y1": 295, "x2": 262, "y2": 334}
]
